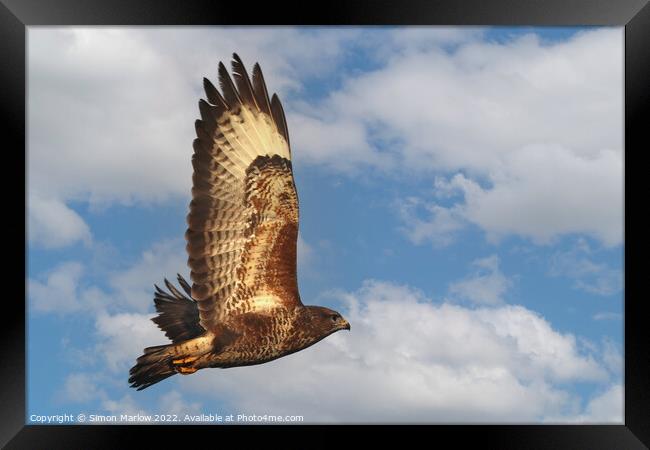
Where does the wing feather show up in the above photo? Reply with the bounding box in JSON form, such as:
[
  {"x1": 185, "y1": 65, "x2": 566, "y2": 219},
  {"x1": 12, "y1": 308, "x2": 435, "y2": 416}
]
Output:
[
  {"x1": 270, "y1": 93, "x2": 290, "y2": 150},
  {"x1": 187, "y1": 54, "x2": 298, "y2": 333},
  {"x1": 218, "y1": 61, "x2": 242, "y2": 109},
  {"x1": 251, "y1": 63, "x2": 272, "y2": 117},
  {"x1": 231, "y1": 53, "x2": 259, "y2": 111},
  {"x1": 202, "y1": 77, "x2": 229, "y2": 112}
]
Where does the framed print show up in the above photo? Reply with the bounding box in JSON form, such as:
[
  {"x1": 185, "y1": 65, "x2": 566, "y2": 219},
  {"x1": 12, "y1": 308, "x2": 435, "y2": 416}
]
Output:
[{"x1": 4, "y1": 0, "x2": 648, "y2": 447}]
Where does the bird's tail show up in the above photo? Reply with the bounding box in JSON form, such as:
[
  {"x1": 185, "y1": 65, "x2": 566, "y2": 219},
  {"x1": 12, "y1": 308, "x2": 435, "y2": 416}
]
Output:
[{"x1": 128, "y1": 344, "x2": 178, "y2": 391}]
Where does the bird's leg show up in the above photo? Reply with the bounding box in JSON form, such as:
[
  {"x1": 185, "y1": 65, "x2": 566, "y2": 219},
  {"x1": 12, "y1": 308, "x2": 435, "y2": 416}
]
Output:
[
  {"x1": 172, "y1": 356, "x2": 199, "y2": 365},
  {"x1": 172, "y1": 355, "x2": 199, "y2": 375},
  {"x1": 168, "y1": 334, "x2": 215, "y2": 375}
]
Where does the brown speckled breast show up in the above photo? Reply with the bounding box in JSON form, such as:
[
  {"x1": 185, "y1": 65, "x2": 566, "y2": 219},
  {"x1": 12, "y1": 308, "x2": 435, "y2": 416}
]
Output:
[{"x1": 208, "y1": 306, "x2": 306, "y2": 367}]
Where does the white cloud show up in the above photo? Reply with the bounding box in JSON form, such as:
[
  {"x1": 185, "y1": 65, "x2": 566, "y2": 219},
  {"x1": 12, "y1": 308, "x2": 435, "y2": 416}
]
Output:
[
  {"x1": 549, "y1": 239, "x2": 623, "y2": 295},
  {"x1": 97, "y1": 390, "x2": 202, "y2": 421},
  {"x1": 396, "y1": 197, "x2": 464, "y2": 247},
  {"x1": 288, "y1": 113, "x2": 384, "y2": 173},
  {"x1": 28, "y1": 193, "x2": 92, "y2": 249},
  {"x1": 58, "y1": 373, "x2": 103, "y2": 403},
  {"x1": 546, "y1": 384, "x2": 623, "y2": 423},
  {"x1": 28, "y1": 238, "x2": 189, "y2": 316},
  {"x1": 57, "y1": 371, "x2": 203, "y2": 421},
  {"x1": 101, "y1": 394, "x2": 150, "y2": 419},
  {"x1": 431, "y1": 146, "x2": 623, "y2": 246},
  {"x1": 29, "y1": 28, "x2": 621, "y2": 248},
  {"x1": 158, "y1": 390, "x2": 202, "y2": 417},
  {"x1": 60, "y1": 337, "x2": 97, "y2": 367},
  {"x1": 303, "y1": 29, "x2": 621, "y2": 168},
  {"x1": 39, "y1": 240, "x2": 619, "y2": 423},
  {"x1": 448, "y1": 255, "x2": 511, "y2": 305},
  {"x1": 29, "y1": 238, "x2": 189, "y2": 382},
  {"x1": 57, "y1": 373, "x2": 149, "y2": 420},
  {"x1": 182, "y1": 279, "x2": 609, "y2": 423},
  {"x1": 397, "y1": 144, "x2": 622, "y2": 247},
  {"x1": 387, "y1": 27, "x2": 485, "y2": 51},
  {"x1": 28, "y1": 262, "x2": 85, "y2": 313},
  {"x1": 28, "y1": 260, "x2": 116, "y2": 314},
  {"x1": 94, "y1": 311, "x2": 161, "y2": 373},
  {"x1": 299, "y1": 29, "x2": 622, "y2": 246},
  {"x1": 475, "y1": 305, "x2": 605, "y2": 383},
  {"x1": 29, "y1": 28, "x2": 192, "y2": 207},
  {"x1": 593, "y1": 312, "x2": 622, "y2": 321},
  {"x1": 582, "y1": 384, "x2": 623, "y2": 423},
  {"x1": 108, "y1": 238, "x2": 188, "y2": 312},
  {"x1": 26, "y1": 27, "x2": 364, "y2": 210},
  {"x1": 600, "y1": 338, "x2": 623, "y2": 376}
]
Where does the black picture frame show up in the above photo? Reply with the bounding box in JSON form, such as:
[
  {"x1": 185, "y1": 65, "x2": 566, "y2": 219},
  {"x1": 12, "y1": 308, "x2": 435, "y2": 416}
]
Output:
[{"x1": 4, "y1": 0, "x2": 648, "y2": 447}]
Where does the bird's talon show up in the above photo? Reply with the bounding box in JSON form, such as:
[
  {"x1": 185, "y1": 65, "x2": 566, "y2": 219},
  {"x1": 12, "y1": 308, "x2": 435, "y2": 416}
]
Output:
[{"x1": 172, "y1": 356, "x2": 198, "y2": 365}]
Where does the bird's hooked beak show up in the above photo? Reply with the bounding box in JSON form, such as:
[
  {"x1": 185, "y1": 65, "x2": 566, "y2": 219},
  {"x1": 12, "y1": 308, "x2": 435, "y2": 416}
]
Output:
[{"x1": 341, "y1": 319, "x2": 351, "y2": 331}]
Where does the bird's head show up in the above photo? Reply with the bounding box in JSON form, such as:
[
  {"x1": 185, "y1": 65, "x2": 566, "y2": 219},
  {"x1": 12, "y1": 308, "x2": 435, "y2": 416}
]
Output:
[{"x1": 303, "y1": 305, "x2": 351, "y2": 336}]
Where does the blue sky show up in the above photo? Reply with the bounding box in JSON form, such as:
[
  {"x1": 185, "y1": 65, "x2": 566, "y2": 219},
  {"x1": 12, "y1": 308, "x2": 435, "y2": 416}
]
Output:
[{"x1": 27, "y1": 26, "x2": 623, "y2": 423}]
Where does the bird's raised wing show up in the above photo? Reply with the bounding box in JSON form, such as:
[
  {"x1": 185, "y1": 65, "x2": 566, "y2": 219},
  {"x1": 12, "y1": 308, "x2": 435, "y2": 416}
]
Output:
[{"x1": 186, "y1": 54, "x2": 302, "y2": 333}]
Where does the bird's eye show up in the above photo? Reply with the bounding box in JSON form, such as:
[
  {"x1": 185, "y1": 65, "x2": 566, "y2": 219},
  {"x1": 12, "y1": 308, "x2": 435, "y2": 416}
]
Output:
[{"x1": 330, "y1": 315, "x2": 338, "y2": 322}]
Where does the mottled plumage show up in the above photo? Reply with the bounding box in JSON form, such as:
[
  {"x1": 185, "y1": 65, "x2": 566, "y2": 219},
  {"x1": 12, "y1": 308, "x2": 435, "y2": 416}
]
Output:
[{"x1": 129, "y1": 54, "x2": 350, "y2": 391}]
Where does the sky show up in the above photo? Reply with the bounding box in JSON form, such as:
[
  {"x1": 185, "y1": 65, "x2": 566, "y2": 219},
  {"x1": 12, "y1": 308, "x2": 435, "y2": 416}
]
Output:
[{"x1": 26, "y1": 26, "x2": 624, "y2": 424}]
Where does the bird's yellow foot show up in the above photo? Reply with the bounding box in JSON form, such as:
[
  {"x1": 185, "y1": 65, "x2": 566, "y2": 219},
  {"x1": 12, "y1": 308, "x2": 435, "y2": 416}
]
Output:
[
  {"x1": 172, "y1": 356, "x2": 198, "y2": 365},
  {"x1": 172, "y1": 356, "x2": 199, "y2": 375}
]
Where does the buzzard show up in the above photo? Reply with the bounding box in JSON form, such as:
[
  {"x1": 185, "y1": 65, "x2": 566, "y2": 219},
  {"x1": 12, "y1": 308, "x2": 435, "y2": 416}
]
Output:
[{"x1": 129, "y1": 54, "x2": 350, "y2": 390}]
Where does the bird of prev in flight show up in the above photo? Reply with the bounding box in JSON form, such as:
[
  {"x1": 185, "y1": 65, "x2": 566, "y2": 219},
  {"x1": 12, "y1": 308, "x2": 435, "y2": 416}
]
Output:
[{"x1": 129, "y1": 54, "x2": 351, "y2": 390}]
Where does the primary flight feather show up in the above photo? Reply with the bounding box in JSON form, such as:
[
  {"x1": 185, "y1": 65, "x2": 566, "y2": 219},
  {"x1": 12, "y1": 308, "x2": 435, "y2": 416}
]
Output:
[{"x1": 129, "y1": 54, "x2": 350, "y2": 391}]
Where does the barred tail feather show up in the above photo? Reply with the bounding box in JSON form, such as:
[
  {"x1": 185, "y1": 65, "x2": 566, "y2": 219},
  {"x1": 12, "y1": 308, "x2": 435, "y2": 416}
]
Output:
[{"x1": 128, "y1": 344, "x2": 177, "y2": 391}]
